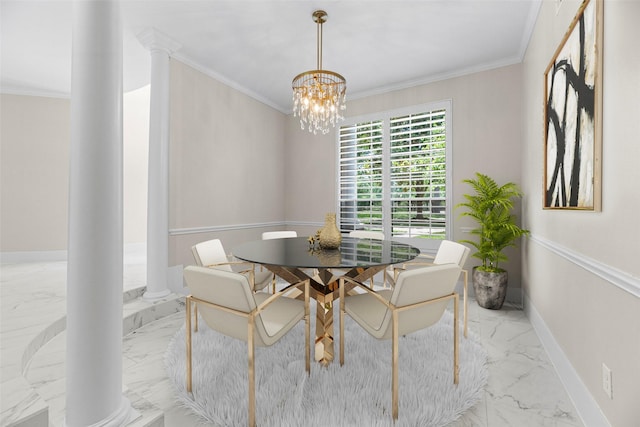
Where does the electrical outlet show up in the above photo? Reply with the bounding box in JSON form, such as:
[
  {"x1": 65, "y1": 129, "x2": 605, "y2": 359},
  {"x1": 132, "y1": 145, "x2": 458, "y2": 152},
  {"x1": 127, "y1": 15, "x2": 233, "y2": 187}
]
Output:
[{"x1": 602, "y1": 363, "x2": 613, "y2": 399}]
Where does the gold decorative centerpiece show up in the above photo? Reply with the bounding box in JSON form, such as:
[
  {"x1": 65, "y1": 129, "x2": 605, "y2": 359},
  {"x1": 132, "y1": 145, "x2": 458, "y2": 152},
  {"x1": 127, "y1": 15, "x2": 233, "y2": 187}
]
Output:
[{"x1": 318, "y1": 212, "x2": 342, "y2": 250}]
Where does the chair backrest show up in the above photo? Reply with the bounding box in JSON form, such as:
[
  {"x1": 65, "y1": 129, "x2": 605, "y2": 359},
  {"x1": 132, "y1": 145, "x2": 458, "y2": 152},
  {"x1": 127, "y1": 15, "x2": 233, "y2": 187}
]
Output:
[
  {"x1": 349, "y1": 230, "x2": 385, "y2": 240},
  {"x1": 184, "y1": 265, "x2": 269, "y2": 343},
  {"x1": 378, "y1": 264, "x2": 461, "y2": 338},
  {"x1": 433, "y1": 240, "x2": 470, "y2": 268},
  {"x1": 191, "y1": 239, "x2": 232, "y2": 272},
  {"x1": 262, "y1": 231, "x2": 298, "y2": 240}
]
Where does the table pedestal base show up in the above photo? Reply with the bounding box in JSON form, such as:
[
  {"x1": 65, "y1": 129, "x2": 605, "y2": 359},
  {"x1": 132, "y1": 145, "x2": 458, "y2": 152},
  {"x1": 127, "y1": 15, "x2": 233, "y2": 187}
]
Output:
[
  {"x1": 314, "y1": 295, "x2": 334, "y2": 366},
  {"x1": 262, "y1": 264, "x2": 388, "y2": 366}
]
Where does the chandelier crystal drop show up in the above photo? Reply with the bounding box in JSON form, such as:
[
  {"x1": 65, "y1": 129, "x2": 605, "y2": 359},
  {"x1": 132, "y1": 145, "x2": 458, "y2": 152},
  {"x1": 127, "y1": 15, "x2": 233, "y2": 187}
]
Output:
[{"x1": 292, "y1": 10, "x2": 346, "y2": 135}]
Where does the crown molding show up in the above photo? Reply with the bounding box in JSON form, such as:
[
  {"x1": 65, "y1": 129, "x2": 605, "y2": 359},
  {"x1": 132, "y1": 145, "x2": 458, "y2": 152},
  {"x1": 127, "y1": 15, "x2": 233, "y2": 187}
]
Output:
[
  {"x1": 517, "y1": 0, "x2": 543, "y2": 62},
  {"x1": 346, "y1": 56, "x2": 523, "y2": 106},
  {"x1": 1, "y1": 87, "x2": 70, "y2": 99},
  {"x1": 171, "y1": 53, "x2": 287, "y2": 114}
]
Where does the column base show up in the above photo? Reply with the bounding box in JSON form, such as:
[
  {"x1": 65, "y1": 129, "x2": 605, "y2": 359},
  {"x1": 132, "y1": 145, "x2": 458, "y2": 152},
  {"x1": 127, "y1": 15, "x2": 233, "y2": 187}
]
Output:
[
  {"x1": 142, "y1": 289, "x2": 171, "y2": 301},
  {"x1": 65, "y1": 396, "x2": 137, "y2": 427}
]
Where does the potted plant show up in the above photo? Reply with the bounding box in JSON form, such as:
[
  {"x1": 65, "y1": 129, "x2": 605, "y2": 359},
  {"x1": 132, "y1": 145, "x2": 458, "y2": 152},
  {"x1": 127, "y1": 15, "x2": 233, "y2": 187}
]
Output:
[{"x1": 456, "y1": 172, "x2": 529, "y2": 309}]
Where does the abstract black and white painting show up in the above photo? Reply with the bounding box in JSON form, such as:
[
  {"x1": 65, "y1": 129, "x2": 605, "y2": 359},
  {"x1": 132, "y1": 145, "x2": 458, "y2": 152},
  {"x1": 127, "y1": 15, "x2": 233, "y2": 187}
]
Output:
[{"x1": 544, "y1": 0, "x2": 602, "y2": 210}]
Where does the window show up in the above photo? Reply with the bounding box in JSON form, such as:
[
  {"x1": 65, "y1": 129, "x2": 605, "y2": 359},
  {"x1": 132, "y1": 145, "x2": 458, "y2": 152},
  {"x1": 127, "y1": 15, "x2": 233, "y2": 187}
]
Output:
[{"x1": 338, "y1": 101, "x2": 451, "y2": 249}]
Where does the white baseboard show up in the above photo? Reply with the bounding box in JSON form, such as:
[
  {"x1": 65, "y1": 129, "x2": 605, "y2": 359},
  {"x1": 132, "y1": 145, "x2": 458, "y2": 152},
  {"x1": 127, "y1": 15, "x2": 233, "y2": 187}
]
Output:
[
  {"x1": 506, "y1": 286, "x2": 523, "y2": 306},
  {"x1": 524, "y1": 294, "x2": 611, "y2": 427}
]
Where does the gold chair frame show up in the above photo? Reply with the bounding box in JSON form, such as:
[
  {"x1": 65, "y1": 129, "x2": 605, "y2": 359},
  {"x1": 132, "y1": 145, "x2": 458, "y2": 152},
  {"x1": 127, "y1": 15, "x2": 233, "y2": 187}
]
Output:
[
  {"x1": 339, "y1": 273, "x2": 459, "y2": 421},
  {"x1": 191, "y1": 239, "x2": 271, "y2": 292},
  {"x1": 204, "y1": 260, "x2": 259, "y2": 287},
  {"x1": 395, "y1": 255, "x2": 469, "y2": 338},
  {"x1": 186, "y1": 279, "x2": 310, "y2": 427}
]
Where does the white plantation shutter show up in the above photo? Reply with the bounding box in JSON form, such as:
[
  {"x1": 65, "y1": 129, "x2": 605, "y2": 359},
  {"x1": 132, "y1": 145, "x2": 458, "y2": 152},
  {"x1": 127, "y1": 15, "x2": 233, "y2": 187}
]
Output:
[
  {"x1": 338, "y1": 102, "x2": 451, "y2": 245},
  {"x1": 338, "y1": 121, "x2": 384, "y2": 232},
  {"x1": 389, "y1": 109, "x2": 447, "y2": 238}
]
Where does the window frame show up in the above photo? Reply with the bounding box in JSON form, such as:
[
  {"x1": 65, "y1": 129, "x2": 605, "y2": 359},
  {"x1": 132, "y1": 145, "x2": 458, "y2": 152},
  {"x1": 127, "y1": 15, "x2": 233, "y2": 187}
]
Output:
[{"x1": 335, "y1": 99, "x2": 453, "y2": 252}]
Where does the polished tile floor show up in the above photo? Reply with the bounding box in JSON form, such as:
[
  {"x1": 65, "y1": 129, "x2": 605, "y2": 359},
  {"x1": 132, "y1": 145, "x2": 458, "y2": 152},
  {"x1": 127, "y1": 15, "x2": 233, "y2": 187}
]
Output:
[{"x1": 2, "y1": 260, "x2": 584, "y2": 427}]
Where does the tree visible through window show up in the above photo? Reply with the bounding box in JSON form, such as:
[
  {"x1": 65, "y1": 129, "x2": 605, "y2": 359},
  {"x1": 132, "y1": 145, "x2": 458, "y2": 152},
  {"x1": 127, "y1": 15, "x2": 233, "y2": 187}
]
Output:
[{"x1": 338, "y1": 102, "x2": 451, "y2": 243}]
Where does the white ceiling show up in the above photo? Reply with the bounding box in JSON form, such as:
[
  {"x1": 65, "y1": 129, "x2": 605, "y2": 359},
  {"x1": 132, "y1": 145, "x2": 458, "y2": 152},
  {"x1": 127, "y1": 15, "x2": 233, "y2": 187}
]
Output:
[{"x1": 1, "y1": 0, "x2": 541, "y2": 113}]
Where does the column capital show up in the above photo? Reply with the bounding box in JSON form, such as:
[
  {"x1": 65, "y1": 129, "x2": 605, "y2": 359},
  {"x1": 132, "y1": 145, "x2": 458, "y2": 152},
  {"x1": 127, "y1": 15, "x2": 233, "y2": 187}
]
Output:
[{"x1": 137, "y1": 28, "x2": 181, "y2": 55}]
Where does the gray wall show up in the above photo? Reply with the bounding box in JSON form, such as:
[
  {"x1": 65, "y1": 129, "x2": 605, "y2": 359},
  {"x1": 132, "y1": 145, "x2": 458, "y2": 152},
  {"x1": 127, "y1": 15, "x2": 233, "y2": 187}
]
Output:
[
  {"x1": 167, "y1": 60, "x2": 288, "y2": 267},
  {"x1": 0, "y1": 87, "x2": 149, "y2": 255},
  {"x1": 521, "y1": 1, "x2": 640, "y2": 425},
  {"x1": 1, "y1": 94, "x2": 70, "y2": 252}
]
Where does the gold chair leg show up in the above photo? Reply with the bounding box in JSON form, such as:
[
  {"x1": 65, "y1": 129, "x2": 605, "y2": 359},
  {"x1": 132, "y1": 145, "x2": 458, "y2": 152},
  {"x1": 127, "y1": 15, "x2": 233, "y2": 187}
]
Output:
[
  {"x1": 305, "y1": 280, "x2": 310, "y2": 374},
  {"x1": 248, "y1": 318, "x2": 256, "y2": 427},
  {"x1": 339, "y1": 278, "x2": 345, "y2": 366},
  {"x1": 454, "y1": 293, "x2": 459, "y2": 385},
  {"x1": 186, "y1": 297, "x2": 192, "y2": 393},
  {"x1": 392, "y1": 310, "x2": 399, "y2": 421},
  {"x1": 248, "y1": 269, "x2": 256, "y2": 292},
  {"x1": 463, "y1": 269, "x2": 468, "y2": 338}
]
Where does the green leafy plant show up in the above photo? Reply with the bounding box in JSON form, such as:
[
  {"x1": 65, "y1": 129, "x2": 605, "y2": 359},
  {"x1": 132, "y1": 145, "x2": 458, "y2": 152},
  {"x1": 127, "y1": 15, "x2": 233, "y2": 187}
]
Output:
[{"x1": 456, "y1": 172, "x2": 529, "y2": 273}]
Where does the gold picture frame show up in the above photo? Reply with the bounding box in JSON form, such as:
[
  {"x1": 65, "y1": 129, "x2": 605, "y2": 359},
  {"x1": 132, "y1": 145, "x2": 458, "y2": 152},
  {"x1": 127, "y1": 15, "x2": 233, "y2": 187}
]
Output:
[{"x1": 543, "y1": 0, "x2": 603, "y2": 210}]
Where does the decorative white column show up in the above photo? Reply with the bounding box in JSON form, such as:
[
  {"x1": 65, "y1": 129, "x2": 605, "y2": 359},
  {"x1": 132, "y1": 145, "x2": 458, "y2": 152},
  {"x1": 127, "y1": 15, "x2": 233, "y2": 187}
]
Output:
[
  {"x1": 66, "y1": 1, "x2": 133, "y2": 426},
  {"x1": 138, "y1": 29, "x2": 180, "y2": 300}
]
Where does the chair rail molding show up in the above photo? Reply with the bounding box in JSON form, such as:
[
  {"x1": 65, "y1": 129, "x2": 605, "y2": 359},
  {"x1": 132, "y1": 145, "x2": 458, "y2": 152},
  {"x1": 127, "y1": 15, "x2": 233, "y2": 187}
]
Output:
[
  {"x1": 284, "y1": 220, "x2": 325, "y2": 228},
  {"x1": 529, "y1": 234, "x2": 640, "y2": 298},
  {"x1": 169, "y1": 220, "x2": 330, "y2": 236},
  {"x1": 169, "y1": 221, "x2": 288, "y2": 236}
]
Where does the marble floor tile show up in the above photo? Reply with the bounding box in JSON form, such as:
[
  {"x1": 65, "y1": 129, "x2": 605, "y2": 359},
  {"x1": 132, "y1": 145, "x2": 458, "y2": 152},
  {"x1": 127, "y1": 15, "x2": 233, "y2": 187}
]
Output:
[{"x1": 2, "y1": 261, "x2": 585, "y2": 427}]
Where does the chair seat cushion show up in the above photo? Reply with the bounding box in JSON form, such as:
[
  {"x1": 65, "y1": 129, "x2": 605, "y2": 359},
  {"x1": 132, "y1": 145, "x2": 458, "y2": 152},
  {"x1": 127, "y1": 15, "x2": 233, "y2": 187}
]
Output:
[
  {"x1": 344, "y1": 289, "x2": 393, "y2": 339},
  {"x1": 254, "y1": 293, "x2": 306, "y2": 346},
  {"x1": 252, "y1": 271, "x2": 273, "y2": 291}
]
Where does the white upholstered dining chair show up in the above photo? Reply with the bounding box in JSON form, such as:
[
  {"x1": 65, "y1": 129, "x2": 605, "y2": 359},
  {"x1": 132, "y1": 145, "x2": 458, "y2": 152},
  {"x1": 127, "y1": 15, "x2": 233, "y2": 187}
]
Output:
[
  {"x1": 261, "y1": 231, "x2": 298, "y2": 292},
  {"x1": 191, "y1": 238, "x2": 271, "y2": 292},
  {"x1": 261, "y1": 230, "x2": 298, "y2": 240},
  {"x1": 339, "y1": 263, "x2": 462, "y2": 421},
  {"x1": 394, "y1": 240, "x2": 471, "y2": 337},
  {"x1": 183, "y1": 266, "x2": 310, "y2": 427}
]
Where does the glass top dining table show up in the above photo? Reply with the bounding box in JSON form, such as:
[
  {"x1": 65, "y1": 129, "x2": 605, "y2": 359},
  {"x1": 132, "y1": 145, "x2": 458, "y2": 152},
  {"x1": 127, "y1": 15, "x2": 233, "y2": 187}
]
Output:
[
  {"x1": 233, "y1": 236, "x2": 420, "y2": 270},
  {"x1": 233, "y1": 236, "x2": 420, "y2": 365}
]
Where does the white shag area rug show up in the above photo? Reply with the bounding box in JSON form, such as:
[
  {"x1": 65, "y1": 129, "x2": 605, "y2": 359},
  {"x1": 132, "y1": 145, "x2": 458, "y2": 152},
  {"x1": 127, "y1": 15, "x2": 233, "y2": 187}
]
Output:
[{"x1": 165, "y1": 308, "x2": 487, "y2": 427}]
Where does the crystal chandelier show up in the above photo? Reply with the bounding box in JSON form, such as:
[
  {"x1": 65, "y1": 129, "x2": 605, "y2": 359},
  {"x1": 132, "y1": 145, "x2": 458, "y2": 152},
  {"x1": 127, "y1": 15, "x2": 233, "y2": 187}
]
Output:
[{"x1": 292, "y1": 10, "x2": 346, "y2": 135}]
